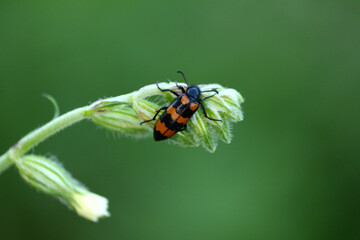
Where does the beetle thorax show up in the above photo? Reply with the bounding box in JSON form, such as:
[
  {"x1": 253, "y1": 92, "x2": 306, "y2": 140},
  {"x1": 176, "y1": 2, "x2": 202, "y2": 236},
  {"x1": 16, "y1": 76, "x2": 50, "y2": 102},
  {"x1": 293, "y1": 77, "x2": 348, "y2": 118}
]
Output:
[{"x1": 186, "y1": 86, "x2": 201, "y2": 100}]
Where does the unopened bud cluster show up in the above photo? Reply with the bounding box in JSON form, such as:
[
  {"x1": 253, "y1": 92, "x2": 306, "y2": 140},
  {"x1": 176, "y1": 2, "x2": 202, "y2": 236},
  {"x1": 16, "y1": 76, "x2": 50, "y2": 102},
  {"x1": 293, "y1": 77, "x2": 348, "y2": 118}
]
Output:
[{"x1": 88, "y1": 82, "x2": 244, "y2": 152}]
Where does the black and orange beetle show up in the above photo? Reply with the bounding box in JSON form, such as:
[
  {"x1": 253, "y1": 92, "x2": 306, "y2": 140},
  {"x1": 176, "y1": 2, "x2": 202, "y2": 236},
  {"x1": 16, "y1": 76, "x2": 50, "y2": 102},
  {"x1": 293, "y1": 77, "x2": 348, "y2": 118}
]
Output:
[{"x1": 141, "y1": 71, "x2": 221, "y2": 141}]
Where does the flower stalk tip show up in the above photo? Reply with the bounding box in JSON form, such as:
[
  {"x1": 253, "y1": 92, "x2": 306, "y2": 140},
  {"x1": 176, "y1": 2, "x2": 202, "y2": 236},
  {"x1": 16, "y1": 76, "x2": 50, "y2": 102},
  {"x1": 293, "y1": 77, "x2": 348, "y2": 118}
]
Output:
[{"x1": 73, "y1": 192, "x2": 110, "y2": 222}]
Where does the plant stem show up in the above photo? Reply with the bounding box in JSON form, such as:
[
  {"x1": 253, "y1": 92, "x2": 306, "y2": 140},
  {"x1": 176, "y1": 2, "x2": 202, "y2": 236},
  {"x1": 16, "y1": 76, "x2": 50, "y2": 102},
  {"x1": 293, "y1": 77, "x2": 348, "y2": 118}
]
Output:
[
  {"x1": 0, "y1": 153, "x2": 11, "y2": 174},
  {"x1": 0, "y1": 106, "x2": 89, "y2": 174}
]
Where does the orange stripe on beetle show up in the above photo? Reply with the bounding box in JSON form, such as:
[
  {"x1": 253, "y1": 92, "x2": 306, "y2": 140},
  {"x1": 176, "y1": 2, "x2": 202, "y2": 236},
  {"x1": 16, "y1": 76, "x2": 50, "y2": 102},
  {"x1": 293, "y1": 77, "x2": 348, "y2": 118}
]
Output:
[
  {"x1": 181, "y1": 95, "x2": 189, "y2": 105},
  {"x1": 167, "y1": 105, "x2": 179, "y2": 120},
  {"x1": 177, "y1": 116, "x2": 189, "y2": 124},
  {"x1": 164, "y1": 129, "x2": 176, "y2": 137},
  {"x1": 190, "y1": 103, "x2": 198, "y2": 111},
  {"x1": 155, "y1": 120, "x2": 168, "y2": 134}
]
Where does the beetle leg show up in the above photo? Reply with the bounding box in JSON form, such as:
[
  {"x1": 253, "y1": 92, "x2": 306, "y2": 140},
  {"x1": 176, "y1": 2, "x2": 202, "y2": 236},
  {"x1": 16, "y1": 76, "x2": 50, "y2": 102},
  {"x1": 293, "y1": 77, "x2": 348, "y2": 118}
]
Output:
[
  {"x1": 156, "y1": 82, "x2": 180, "y2": 97},
  {"x1": 200, "y1": 91, "x2": 218, "y2": 101},
  {"x1": 201, "y1": 88, "x2": 219, "y2": 94},
  {"x1": 140, "y1": 106, "x2": 168, "y2": 124},
  {"x1": 199, "y1": 102, "x2": 222, "y2": 122}
]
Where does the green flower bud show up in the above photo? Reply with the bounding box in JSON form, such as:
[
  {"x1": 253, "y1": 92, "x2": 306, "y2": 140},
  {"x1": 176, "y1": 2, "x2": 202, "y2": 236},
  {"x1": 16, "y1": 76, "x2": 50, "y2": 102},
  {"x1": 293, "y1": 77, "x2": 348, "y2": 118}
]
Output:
[
  {"x1": 90, "y1": 101, "x2": 151, "y2": 137},
  {"x1": 16, "y1": 154, "x2": 110, "y2": 222},
  {"x1": 88, "y1": 82, "x2": 244, "y2": 152}
]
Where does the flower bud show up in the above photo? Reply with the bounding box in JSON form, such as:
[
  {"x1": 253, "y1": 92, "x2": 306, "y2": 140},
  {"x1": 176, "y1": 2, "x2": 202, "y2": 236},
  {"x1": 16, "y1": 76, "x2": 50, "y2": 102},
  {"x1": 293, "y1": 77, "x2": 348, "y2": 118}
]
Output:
[
  {"x1": 16, "y1": 154, "x2": 110, "y2": 222},
  {"x1": 90, "y1": 101, "x2": 151, "y2": 137}
]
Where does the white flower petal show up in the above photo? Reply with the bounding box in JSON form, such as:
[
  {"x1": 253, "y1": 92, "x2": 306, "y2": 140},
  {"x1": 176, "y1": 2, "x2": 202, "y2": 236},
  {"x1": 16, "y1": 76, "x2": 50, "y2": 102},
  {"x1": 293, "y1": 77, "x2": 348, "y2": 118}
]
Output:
[{"x1": 73, "y1": 192, "x2": 110, "y2": 222}]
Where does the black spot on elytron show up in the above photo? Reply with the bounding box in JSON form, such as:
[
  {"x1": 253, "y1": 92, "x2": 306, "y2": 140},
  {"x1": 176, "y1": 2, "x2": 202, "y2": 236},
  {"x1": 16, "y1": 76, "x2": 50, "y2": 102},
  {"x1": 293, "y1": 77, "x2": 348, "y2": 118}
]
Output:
[{"x1": 181, "y1": 107, "x2": 197, "y2": 118}]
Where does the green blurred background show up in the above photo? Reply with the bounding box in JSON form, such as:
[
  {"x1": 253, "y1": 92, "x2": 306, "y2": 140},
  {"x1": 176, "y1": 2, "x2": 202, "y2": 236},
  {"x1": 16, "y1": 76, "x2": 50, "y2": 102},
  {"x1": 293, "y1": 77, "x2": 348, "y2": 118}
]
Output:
[{"x1": 0, "y1": 0, "x2": 359, "y2": 239}]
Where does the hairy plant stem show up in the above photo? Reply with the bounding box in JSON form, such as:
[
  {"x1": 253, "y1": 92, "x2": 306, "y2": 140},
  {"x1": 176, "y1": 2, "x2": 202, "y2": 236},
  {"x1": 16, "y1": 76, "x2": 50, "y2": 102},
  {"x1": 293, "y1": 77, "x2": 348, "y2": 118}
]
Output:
[{"x1": 0, "y1": 106, "x2": 89, "y2": 174}]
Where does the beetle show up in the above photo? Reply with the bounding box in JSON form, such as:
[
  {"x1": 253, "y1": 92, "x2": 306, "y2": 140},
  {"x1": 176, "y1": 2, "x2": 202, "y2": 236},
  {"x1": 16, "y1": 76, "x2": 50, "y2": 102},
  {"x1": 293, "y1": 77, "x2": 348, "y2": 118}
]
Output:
[{"x1": 140, "y1": 71, "x2": 221, "y2": 141}]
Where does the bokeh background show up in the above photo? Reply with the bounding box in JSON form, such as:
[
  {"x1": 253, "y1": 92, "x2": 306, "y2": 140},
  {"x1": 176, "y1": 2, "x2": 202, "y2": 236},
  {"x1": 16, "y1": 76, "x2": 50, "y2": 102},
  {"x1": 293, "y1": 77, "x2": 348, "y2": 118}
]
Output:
[{"x1": 0, "y1": 0, "x2": 359, "y2": 239}]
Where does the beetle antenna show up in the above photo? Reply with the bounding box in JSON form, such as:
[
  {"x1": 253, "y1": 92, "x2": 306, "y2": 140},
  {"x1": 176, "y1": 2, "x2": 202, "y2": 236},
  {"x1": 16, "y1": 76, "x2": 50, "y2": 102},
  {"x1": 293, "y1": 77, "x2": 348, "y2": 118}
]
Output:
[{"x1": 177, "y1": 70, "x2": 189, "y2": 86}]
